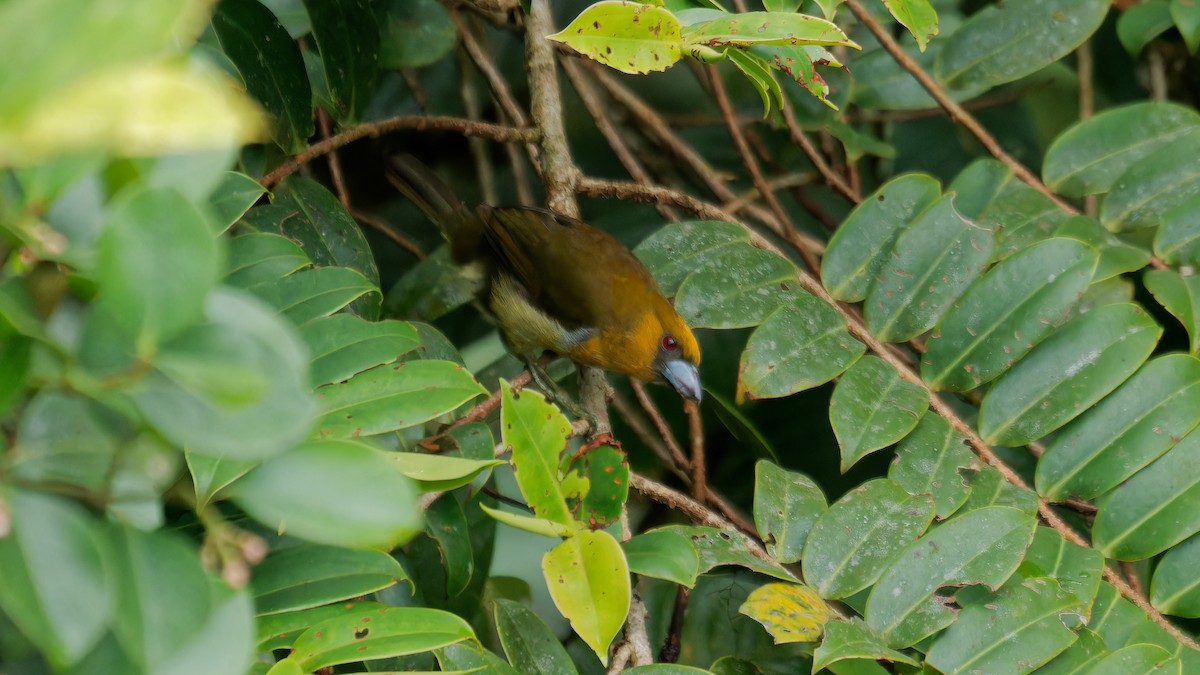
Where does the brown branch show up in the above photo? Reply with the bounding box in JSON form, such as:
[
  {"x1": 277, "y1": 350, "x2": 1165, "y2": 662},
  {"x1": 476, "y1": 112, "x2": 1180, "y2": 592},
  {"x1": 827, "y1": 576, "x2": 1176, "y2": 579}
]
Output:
[
  {"x1": 526, "y1": 0, "x2": 578, "y2": 218},
  {"x1": 262, "y1": 115, "x2": 539, "y2": 187},
  {"x1": 316, "y1": 107, "x2": 352, "y2": 209},
  {"x1": 781, "y1": 96, "x2": 860, "y2": 202},
  {"x1": 686, "y1": 400, "x2": 706, "y2": 503},
  {"x1": 845, "y1": 0, "x2": 1077, "y2": 214},
  {"x1": 630, "y1": 380, "x2": 690, "y2": 472},
  {"x1": 349, "y1": 208, "x2": 426, "y2": 260}
]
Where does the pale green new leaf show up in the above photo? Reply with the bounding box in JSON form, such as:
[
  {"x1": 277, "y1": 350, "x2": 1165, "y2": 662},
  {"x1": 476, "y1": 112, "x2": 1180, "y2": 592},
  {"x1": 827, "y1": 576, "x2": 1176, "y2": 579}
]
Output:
[
  {"x1": 548, "y1": 2, "x2": 683, "y2": 75},
  {"x1": 542, "y1": 530, "x2": 630, "y2": 666}
]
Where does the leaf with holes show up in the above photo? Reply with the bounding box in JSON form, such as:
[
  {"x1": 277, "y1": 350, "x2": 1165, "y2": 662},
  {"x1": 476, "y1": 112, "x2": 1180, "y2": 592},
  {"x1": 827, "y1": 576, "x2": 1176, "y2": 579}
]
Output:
[
  {"x1": 753, "y1": 460, "x2": 827, "y2": 564},
  {"x1": 864, "y1": 506, "x2": 1037, "y2": 648},
  {"x1": 288, "y1": 606, "x2": 474, "y2": 672},
  {"x1": 501, "y1": 381, "x2": 575, "y2": 526},
  {"x1": 888, "y1": 414, "x2": 975, "y2": 519},
  {"x1": 549, "y1": 2, "x2": 682, "y2": 75},
  {"x1": 563, "y1": 441, "x2": 629, "y2": 529},
  {"x1": 682, "y1": 11, "x2": 859, "y2": 49},
  {"x1": 922, "y1": 238, "x2": 1098, "y2": 392},
  {"x1": 830, "y1": 356, "x2": 929, "y2": 472}
]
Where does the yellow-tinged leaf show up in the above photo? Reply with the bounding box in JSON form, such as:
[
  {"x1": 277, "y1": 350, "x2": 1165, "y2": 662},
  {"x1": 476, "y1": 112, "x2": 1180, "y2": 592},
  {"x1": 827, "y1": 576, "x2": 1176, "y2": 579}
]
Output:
[
  {"x1": 738, "y1": 582, "x2": 830, "y2": 643},
  {"x1": 0, "y1": 62, "x2": 266, "y2": 166},
  {"x1": 542, "y1": 530, "x2": 631, "y2": 666},
  {"x1": 548, "y1": 1, "x2": 683, "y2": 75}
]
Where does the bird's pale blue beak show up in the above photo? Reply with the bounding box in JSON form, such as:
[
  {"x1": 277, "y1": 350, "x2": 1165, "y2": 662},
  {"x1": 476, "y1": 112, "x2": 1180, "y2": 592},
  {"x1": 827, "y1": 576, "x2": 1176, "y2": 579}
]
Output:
[{"x1": 661, "y1": 358, "x2": 702, "y2": 402}]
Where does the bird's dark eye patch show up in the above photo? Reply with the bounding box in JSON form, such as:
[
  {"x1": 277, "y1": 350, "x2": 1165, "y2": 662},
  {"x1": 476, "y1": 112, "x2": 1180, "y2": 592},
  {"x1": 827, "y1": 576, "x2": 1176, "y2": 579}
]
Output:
[{"x1": 662, "y1": 335, "x2": 678, "y2": 351}]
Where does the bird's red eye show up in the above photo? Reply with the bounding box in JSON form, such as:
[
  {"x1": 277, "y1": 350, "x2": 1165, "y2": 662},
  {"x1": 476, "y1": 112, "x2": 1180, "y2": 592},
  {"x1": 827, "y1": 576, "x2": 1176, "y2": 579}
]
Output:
[{"x1": 662, "y1": 335, "x2": 678, "y2": 351}]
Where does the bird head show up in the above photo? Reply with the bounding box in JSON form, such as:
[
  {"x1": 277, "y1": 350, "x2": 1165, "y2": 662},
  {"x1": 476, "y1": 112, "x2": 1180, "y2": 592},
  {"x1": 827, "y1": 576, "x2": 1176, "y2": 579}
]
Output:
[{"x1": 648, "y1": 303, "x2": 702, "y2": 403}]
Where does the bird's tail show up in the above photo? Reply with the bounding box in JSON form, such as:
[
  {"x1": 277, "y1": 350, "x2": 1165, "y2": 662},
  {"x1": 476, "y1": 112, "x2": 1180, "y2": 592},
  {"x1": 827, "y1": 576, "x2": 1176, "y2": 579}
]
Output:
[
  {"x1": 387, "y1": 155, "x2": 482, "y2": 264},
  {"x1": 386, "y1": 154, "x2": 464, "y2": 223}
]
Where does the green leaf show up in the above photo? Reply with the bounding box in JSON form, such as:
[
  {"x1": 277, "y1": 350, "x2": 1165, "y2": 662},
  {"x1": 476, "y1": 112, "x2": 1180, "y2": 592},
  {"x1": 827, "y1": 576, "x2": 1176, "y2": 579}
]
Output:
[
  {"x1": 1145, "y1": 270, "x2": 1200, "y2": 354},
  {"x1": 922, "y1": 238, "x2": 1098, "y2": 392},
  {"x1": 623, "y1": 530, "x2": 700, "y2": 588},
  {"x1": 436, "y1": 642, "x2": 521, "y2": 675},
  {"x1": 542, "y1": 530, "x2": 630, "y2": 666},
  {"x1": 1043, "y1": 102, "x2": 1200, "y2": 197},
  {"x1": 934, "y1": 0, "x2": 1108, "y2": 90},
  {"x1": 501, "y1": 381, "x2": 576, "y2": 526},
  {"x1": 314, "y1": 360, "x2": 485, "y2": 438},
  {"x1": 273, "y1": 175, "x2": 380, "y2": 289},
  {"x1": 548, "y1": 1, "x2": 683, "y2": 75},
  {"x1": 822, "y1": 173, "x2": 942, "y2": 302},
  {"x1": 108, "y1": 525, "x2": 254, "y2": 675},
  {"x1": 1099, "y1": 129, "x2": 1200, "y2": 231},
  {"x1": 1081, "y1": 644, "x2": 1177, "y2": 675},
  {"x1": 1172, "y1": 0, "x2": 1200, "y2": 53},
  {"x1": 813, "y1": 618, "x2": 919, "y2": 671},
  {"x1": 652, "y1": 525, "x2": 798, "y2": 582},
  {"x1": 753, "y1": 460, "x2": 827, "y2": 564},
  {"x1": 1021, "y1": 526, "x2": 1103, "y2": 613},
  {"x1": 864, "y1": 194, "x2": 994, "y2": 342},
  {"x1": 705, "y1": 388, "x2": 778, "y2": 462},
  {"x1": 257, "y1": 600, "x2": 387, "y2": 652},
  {"x1": 738, "y1": 292, "x2": 863, "y2": 402},
  {"x1": 479, "y1": 502, "x2": 579, "y2": 538},
  {"x1": 1150, "y1": 532, "x2": 1200, "y2": 617},
  {"x1": 301, "y1": 314, "x2": 421, "y2": 387},
  {"x1": 882, "y1": 0, "x2": 938, "y2": 51},
  {"x1": 948, "y1": 159, "x2": 1070, "y2": 261},
  {"x1": 888, "y1": 414, "x2": 975, "y2": 519},
  {"x1": 754, "y1": 45, "x2": 838, "y2": 108},
  {"x1": 289, "y1": 606, "x2": 474, "y2": 671},
  {"x1": 131, "y1": 288, "x2": 316, "y2": 459},
  {"x1": 212, "y1": 0, "x2": 313, "y2": 152},
  {"x1": 425, "y1": 494, "x2": 473, "y2": 597},
  {"x1": 563, "y1": 441, "x2": 630, "y2": 529},
  {"x1": 392, "y1": 453, "x2": 505, "y2": 492},
  {"x1": 958, "y1": 465, "x2": 1039, "y2": 516},
  {"x1": 681, "y1": 11, "x2": 859, "y2": 49},
  {"x1": 802, "y1": 478, "x2": 934, "y2": 599},
  {"x1": 1155, "y1": 192, "x2": 1200, "y2": 265},
  {"x1": 187, "y1": 453, "x2": 258, "y2": 508},
  {"x1": 384, "y1": 247, "x2": 477, "y2": 322},
  {"x1": 925, "y1": 577, "x2": 1086, "y2": 674},
  {"x1": 634, "y1": 220, "x2": 750, "y2": 297},
  {"x1": 1117, "y1": 0, "x2": 1174, "y2": 55},
  {"x1": 726, "y1": 47, "x2": 785, "y2": 117},
  {"x1": 226, "y1": 232, "x2": 311, "y2": 289},
  {"x1": 830, "y1": 355, "x2": 929, "y2": 471},
  {"x1": 302, "y1": 0, "x2": 378, "y2": 124},
  {"x1": 252, "y1": 544, "x2": 407, "y2": 615},
  {"x1": 1053, "y1": 215, "x2": 1152, "y2": 281},
  {"x1": 1035, "y1": 354, "x2": 1200, "y2": 501},
  {"x1": 210, "y1": 171, "x2": 266, "y2": 232},
  {"x1": 376, "y1": 0, "x2": 455, "y2": 68},
  {"x1": 864, "y1": 506, "x2": 1037, "y2": 648},
  {"x1": 675, "y1": 244, "x2": 799, "y2": 329},
  {"x1": 493, "y1": 598, "x2": 579, "y2": 675},
  {"x1": 738, "y1": 582, "x2": 829, "y2": 644},
  {"x1": 1037, "y1": 628, "x2": 1110, "y2": 675},
  {"x1": 979, "y1": 303, "x2": 1161, "y2": 446},
  {"x1": 97, "y1": 186, "x2": 220, "y2": 346},
  {"x1": 0, "y1": 490, "x2": 110, "y2": 669},
  {"x1": 231, "y1": 439, "x2": 422, "y2": 549},
  {"x1": 252, "y1": 266, "x2": 378, "y2": 325},
  {"x1": 10, "y1": 391, "x2": 122, "y2": 492},
  {"x1": 1092, "y1": 426, "x2": 1200, "y2": 561}
]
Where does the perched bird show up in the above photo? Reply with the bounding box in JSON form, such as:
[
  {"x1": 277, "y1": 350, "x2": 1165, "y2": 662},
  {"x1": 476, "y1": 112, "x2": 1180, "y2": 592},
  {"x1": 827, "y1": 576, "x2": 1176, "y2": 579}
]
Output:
[{"x1": 387, "y1": 155, "x2": 701, "y2": 404}]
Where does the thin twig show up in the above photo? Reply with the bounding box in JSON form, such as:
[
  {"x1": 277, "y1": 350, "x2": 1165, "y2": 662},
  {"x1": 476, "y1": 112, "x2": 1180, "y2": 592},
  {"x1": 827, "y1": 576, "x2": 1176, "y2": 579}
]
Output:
[
  {"x1": 262, "y1": 115, "x2": 539, "y2": 187},
  {"x1": 349, "y1": 208, "x2": 426, "y2": 260},
  {"x1": 630, "y1": 380, "x2": 690, "y2": 472},
  {"x1": 316, "y1": 107, "x2": 352, "y2": 209},
  {"x1": 781, "y1": 96, "x2": 860, "y2": 202},
  {"x1": 686, "y1": 400, "x2": 706, "y2": 503}
]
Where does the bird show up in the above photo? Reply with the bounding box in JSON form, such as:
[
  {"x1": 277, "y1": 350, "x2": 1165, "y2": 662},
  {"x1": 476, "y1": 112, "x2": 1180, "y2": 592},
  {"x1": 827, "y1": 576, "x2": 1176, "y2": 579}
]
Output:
[{"x1": 387, "y1": 155, "x2": 702, "y2": 408}]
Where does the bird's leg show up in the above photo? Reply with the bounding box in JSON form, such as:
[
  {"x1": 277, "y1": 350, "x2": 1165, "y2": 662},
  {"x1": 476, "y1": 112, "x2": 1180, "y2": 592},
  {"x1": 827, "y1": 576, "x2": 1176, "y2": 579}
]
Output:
[{"x1": 523, "y1": 358, "x2": 598, "y2": 428}]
